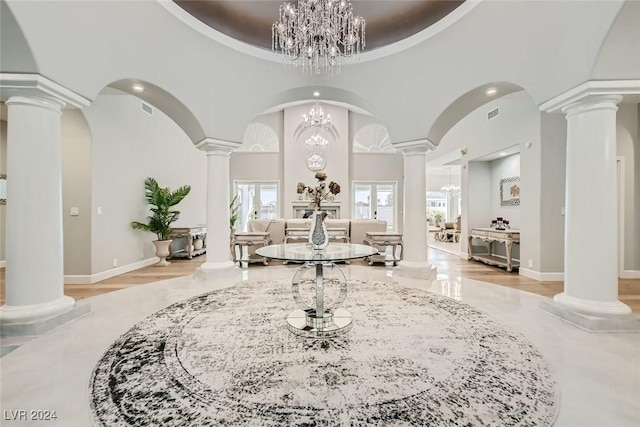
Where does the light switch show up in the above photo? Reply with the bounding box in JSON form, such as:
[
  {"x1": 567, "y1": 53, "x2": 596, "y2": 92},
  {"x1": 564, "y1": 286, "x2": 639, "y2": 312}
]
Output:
[
  {"x1": 560, "y1": 207, "x2": 565, "y2": 216},
  {"x1": 97, "y1": 206, "x2": 103, "y2": 215},
  {"x1": 70, "y1": 207, "x2": 80, "y2": 216}
]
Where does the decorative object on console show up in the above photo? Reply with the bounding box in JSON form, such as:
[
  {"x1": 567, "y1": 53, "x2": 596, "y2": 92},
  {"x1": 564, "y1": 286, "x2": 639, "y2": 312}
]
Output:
[
  {"x1": 500, "y1": 176, "x2": 520, "y2": 206},
  {"x1": 272, "y1": 1, "x2": 366, "y2": 75},
  {"x1": 491, "y1": 217, "x2": 510, "y2": 230},
  {"x1": 130, "y1": 177, "x2": 191, "y2": 266}
]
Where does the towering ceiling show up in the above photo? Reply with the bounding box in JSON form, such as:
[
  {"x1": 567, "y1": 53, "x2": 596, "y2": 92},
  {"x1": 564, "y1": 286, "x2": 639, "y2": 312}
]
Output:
[{"x1": 174, "y1": 0, "x2": 465, "y2": 51}]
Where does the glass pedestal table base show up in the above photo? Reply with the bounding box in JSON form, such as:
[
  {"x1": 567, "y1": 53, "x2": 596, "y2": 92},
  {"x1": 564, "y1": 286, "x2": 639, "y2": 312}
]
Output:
[
  {"x1": 255, "y1": 243, "x2": 378, "y2": 338},
  {"x1": 288, "y1": 262, "x2": 351, "y2": 338}
]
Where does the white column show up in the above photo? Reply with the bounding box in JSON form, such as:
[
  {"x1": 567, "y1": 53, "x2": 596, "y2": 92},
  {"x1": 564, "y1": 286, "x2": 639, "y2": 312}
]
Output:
[
  {"x1": 394, "y1": 140, "x2": 437, "y2": 280},
  {"x1": 195, "y1": 138, "x2": 240, "y2": 278},
  {"x1": 0, "y1": 95, "x2": 74, "y2": 321},
  {"x1": 554, "y1": 95, "x2": 631, "y2": 316}
]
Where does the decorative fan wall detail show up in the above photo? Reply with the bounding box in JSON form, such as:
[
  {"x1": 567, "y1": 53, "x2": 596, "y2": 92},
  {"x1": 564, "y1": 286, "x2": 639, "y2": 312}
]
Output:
[
  {"x1": 238, "y1": 123, "x2": 280, "y2": 152},
  {"x1": 353, "y1": 124, "x2": 395, "y2": 153}
]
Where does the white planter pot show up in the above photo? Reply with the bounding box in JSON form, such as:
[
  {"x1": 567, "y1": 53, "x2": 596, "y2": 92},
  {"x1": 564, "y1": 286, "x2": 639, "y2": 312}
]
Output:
[{"x1": 153, "y1": 239, "x2": 172, "y2": 266}]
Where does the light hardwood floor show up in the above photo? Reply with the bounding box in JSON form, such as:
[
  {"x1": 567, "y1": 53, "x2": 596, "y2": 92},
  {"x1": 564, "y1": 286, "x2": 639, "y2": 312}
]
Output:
[{"x1": 1, "y1": 248, "x2": 638, "y2": 313}]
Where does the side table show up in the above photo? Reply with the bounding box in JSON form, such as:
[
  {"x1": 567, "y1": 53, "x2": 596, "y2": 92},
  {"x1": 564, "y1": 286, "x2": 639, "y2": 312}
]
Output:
[{"x1": 364, "y1": 232, "x2": 403, "y2": 266}]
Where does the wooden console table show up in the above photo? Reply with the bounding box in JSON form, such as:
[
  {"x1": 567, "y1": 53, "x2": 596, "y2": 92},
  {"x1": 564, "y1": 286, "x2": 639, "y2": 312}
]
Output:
[
  {"x1": 169, "y1": 226, "x2": 206, "y2": 259},
  {"x1": 468, "y1": 228, "x2": 520, "y2": 272}
]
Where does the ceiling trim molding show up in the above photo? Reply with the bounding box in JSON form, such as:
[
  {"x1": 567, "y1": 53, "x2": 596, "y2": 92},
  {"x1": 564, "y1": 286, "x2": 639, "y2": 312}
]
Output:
[
  {"x1": 539, "y1": 80, "x2": 640, "y2": 113},
  {"x1": 158, "y1": 0, "x2": 483, "y2": 65},
  {"x1": 393, "y1": 139, "x2": 436, "y2": 155},
  {"x1": 196, "y1": 137, "x2": 241, "y2": 154},
  {"x1": 0, "y1": 73, "x2": 91, "y2": 108}
]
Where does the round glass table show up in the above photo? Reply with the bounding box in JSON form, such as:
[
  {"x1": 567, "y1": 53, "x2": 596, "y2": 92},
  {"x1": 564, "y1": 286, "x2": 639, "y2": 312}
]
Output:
[{"x1": 256, "y1": 243, "x2": 378, "y2": 338}]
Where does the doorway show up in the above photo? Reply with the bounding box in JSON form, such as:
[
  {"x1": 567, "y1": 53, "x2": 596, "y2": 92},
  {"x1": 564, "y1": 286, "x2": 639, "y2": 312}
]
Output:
[
  {"x1": 352, "y1": 182, "x2": 396, "y2": 231},
  {"x1": 233, "y1": 181, "x2": 280, "y2": 231}
]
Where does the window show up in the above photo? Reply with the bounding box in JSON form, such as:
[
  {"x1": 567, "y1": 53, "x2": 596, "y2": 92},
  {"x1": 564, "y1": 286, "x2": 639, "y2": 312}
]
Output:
[
  {"x1": 426, "y1": 191, "x2": 447, "y2": 222},
  {"x1": 233, "y1": 181, "x2": 279, "y2": 231},
  {"x1": 353, "y1": 182, "x2": 396, "y2": 231}
]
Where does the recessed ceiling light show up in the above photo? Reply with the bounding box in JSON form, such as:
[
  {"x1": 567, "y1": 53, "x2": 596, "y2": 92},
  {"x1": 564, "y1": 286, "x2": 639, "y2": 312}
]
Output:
[
  {"x1": 132, "y1": 83, "x2": 144, "y2": 93},
  {"x1": 499, "y1": 152, "x2": 507, "y2": 156},
  {"x1": 486, "y1": 87, "x2": 497, "y2": 96},
  {"x1": 313, "y1": 91, "x2": 320, "y2": 97}
]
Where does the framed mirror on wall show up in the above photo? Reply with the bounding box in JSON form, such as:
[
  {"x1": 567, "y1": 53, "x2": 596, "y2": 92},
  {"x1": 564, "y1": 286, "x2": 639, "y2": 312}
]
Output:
[{"x1": 0, "y1": 174, "x2": 6, "y2": 205}]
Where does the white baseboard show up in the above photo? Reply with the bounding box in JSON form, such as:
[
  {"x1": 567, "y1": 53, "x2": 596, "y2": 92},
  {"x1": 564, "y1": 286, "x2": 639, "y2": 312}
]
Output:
[
  {"x1": 64, "y1": 258, "x2": 158, "y2": 284},
  {"x1": 519, "y1": 268, "x2": 564, "y2": 282},
  {"x1": 459, "y1": 251, "x2": 469, "y2": 259},
  {"x1": 620, "y1": 270, "x2": 640, "y2": 279}
]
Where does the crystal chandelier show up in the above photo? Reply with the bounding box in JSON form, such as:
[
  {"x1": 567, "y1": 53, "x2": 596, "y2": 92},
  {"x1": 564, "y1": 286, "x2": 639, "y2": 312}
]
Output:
[
  {"x1": 272, "y1": 0, "x2": 366, "y2": 75},
  {"x1": 301, "y1": 102, "x2": 332, "y2": 132},
  {"x1": 306, "y1": 153, "x2": 327, "y2": 171},
  {"x1": 441, "y1": 168, "x2": 460, "y2": 194},
  {"x1": 305, "y1": 133, "x2": 329, "y2": 152}
]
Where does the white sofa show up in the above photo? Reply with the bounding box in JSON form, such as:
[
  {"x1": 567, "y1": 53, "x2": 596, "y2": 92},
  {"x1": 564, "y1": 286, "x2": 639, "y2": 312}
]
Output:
[{"x1": 247, "y1": 218, "x2": 388, "y2": 245}]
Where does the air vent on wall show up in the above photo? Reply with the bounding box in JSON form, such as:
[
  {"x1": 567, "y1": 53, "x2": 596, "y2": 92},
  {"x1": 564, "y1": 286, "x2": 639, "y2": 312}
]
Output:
[
  {"x1": 487, "y1": 107, "x2": 500, "y2": 120},
  {"x1": 141, "y1": 102, "x2": 153, "y2": 115}
]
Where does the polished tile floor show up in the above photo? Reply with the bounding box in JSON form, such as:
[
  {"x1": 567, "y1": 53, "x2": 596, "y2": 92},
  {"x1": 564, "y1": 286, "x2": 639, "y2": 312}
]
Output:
[{"x1": 1, "y1": 264, "x2": 639, "y2": 426}]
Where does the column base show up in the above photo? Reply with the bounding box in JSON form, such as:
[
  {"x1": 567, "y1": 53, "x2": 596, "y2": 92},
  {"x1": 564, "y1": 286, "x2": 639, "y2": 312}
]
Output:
[
  {"x1": 541, "y1": 298, "x2": 639, "y2": 332},
  {"x1": 1, "y1": 298, "x2": 90, "y2": 356},
  {"x1": 0, "y1": 295, "x2": 76, "y2": 323},
  {"x1": 195, "y1": 261, "x2": 240, "y2": 280},
  {"x1": 553, "y1": 292, "x2": 631, "y2": 316},
  {"x1": 394, "y1": 260, "x2": 437, "y2": 281}
]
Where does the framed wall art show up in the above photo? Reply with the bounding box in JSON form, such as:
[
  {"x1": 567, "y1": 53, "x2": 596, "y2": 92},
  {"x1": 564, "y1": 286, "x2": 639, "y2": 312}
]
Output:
[{"x1": 500, "y1": 176, "x2": 520, "y2": 206}]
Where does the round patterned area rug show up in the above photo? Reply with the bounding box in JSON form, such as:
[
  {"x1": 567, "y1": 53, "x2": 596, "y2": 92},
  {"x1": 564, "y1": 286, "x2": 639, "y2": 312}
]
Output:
[{"x1": 89, "y1": 280, "x2": 559, "y2": 426}]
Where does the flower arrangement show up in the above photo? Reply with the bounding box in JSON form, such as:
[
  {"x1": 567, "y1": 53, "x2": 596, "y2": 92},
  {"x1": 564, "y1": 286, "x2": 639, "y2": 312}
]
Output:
[{"x1": 297, "y1": 172, "x2": 341, "y2": 210}]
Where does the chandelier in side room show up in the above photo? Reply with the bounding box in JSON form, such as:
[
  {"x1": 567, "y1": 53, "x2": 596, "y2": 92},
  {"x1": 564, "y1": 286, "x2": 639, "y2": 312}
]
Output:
[
  {"x1": 272, "y1": 0, "x2": 366, "y2": 75},
  {"x1": 441, "y1": 168, "x2": 461, "y2": 194}
]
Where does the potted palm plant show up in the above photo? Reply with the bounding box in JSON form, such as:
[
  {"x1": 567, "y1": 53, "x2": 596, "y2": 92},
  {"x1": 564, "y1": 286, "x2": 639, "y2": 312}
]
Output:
[{"x1": 131, "y1": 177, "x2": 191, "y2": 266}]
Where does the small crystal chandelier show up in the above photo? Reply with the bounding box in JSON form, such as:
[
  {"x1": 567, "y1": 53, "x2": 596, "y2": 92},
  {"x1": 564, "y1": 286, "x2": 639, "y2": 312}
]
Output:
[
  {"x1": 305, "y1": 133, "x2": 329, "y2": 152},
  {"x1": 301, "y1": 102, "x2": 332, "y2": 132},
  {"x1": 441, "y1": 168, "x2": 461, "y2": 194},
  {"x1": 306, "y1": 153, "x2": 327, "y2": 171},
  {"x1": 272, "y1": 0, "x2": 366, "y2": 75}
]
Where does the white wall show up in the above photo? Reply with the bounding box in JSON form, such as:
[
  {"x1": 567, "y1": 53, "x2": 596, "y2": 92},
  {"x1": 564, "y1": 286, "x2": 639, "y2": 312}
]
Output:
[
  {"x1": 61, "y1": 110, "x2": 92, "y2": 275},
  {"x1": 284, "y1": 103, "x2": 350, "y2": 218},
  {"x1": 0, "y1": 120, "x2": 6, "y2": 263},
  {"x1": 83, "y1": 93, "x2": 207, "y2": 275},
  {"x1": 535, "y1": 113, "x2": 567, "y2": 274},
  {"x1": 490, "y1": 154, "x2": 521, "y2": 228},
  {"x1": 617, "y1": 103, "x2": 638, "y2": 271},
  {"x1": 463, "y1": 161, "x2": 492, "y2": 254}
]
